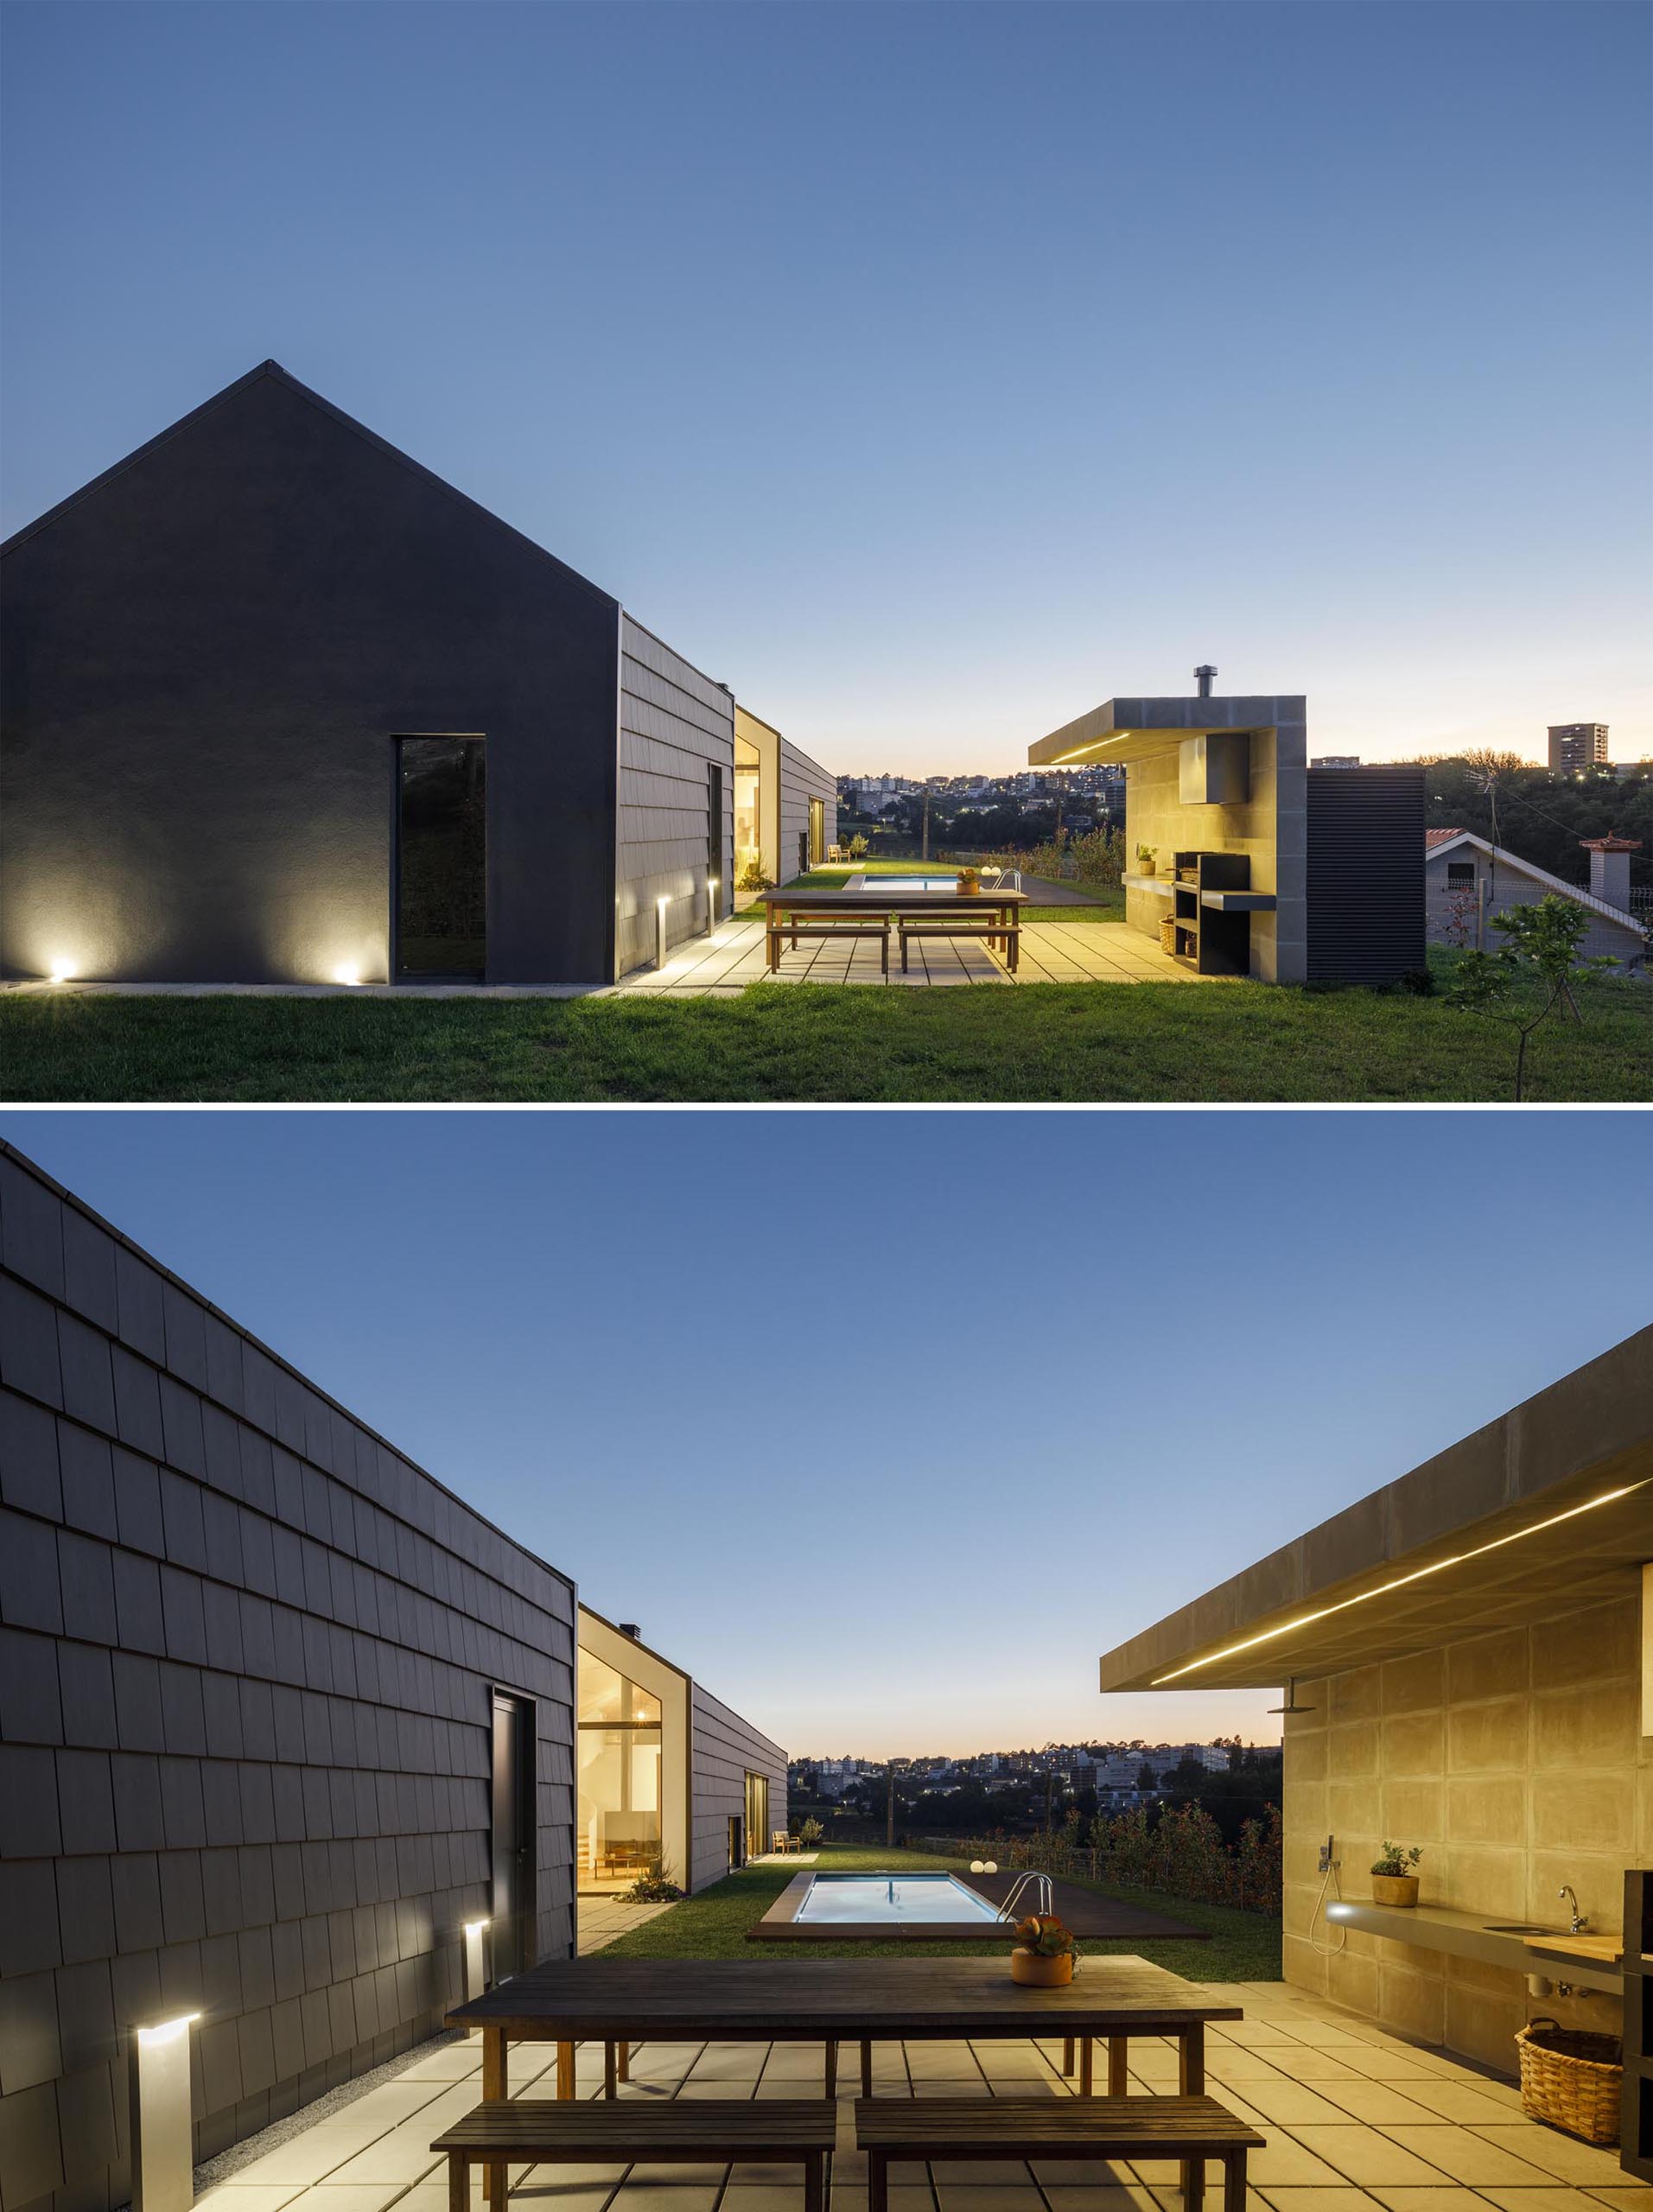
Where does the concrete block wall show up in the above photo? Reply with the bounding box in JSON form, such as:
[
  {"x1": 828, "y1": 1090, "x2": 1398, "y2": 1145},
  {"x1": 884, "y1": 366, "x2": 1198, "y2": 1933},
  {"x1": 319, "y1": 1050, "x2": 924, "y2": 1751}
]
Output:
[
  {"x1": 1121, "y1": 704, "x2": 1307, "y2": 984},
  {"x1": 0, "y1": 1145, "x2": 576, "y2": 2212},
  {"x1": 1281, "y1": 1589, "x2": 1649, "y2": 2069},
  {"x1": 689, "y1": 1687, "x2": 787, "y2": 1895},
  {"x1": 616, "y1": 617, "x2": 734, "y2": 975}
]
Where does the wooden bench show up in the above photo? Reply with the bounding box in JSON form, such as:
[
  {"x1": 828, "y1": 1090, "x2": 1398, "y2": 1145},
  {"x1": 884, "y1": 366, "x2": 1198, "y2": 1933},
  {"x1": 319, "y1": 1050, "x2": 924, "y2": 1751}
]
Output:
[
  {"x1": 898, "y1": 917, "x2": 1020, "y2": 973},
  {"x1": 855, "y1": 2094, "x2": 1263, "y2": 2212},
  {"x1": 766, "y1": 914, "x2": 890, "y2": 974},
  {"x1": 432, "y1": 2098, "x2": 837, "y2": 2212}
]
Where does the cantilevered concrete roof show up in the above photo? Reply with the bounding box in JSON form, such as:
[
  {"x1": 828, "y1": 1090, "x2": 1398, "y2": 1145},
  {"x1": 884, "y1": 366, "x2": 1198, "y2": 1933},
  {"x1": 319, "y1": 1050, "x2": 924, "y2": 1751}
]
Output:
[
  {"x1": 1098, "y1": 1325, "x2": 1653, "y2": 1692},
  {"x1": 1028, "y1": 694, "x2": 1307, "y2": 768}
]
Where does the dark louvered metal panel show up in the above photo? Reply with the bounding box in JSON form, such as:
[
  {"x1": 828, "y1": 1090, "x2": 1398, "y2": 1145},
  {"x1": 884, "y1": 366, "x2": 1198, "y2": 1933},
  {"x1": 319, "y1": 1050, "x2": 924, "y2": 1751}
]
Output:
[{"x1": 1307, "y1": 766, "x2": 1426, "y2": 982}]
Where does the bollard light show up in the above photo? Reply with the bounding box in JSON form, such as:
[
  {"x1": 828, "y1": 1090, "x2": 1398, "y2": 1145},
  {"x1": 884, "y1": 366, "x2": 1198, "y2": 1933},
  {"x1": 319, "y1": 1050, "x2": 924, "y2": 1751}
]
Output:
[
  {"x1": 656, "y1": 895, "x2": 671, "y2": 969},
  {"x1": 130, "y1": 2014, "x2": 199, "y2": 2212},
  {"x1": 707, "y1": 878, "x2": 721, "y2": 934},
  {"x1": 461, "y1": 1919, "x2": 491, "y2": 2038}
]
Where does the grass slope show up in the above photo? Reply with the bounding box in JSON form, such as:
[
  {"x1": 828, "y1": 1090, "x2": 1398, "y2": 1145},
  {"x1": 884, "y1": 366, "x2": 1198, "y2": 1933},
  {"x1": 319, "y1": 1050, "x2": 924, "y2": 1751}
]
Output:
[
  {"x1": 597, "y1": 1843, "x2": 1280, "y2": 1981},
  {"x1": 5, "y1": 963, "x2": 1647, "y2": 1101}
]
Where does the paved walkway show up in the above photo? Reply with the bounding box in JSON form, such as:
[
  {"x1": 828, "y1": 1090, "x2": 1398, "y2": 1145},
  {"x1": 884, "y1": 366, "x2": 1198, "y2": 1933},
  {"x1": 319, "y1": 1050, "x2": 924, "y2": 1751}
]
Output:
[
  {"x1": 188, "y1": 1977, "x2": 1642, "y2": 2212},
  {"x1": 603, "y1": 919, "x2": 1200, "y2": 996},
  {"x1": 578, "y1": 1898, "x2": 677, "y2": 1955}
]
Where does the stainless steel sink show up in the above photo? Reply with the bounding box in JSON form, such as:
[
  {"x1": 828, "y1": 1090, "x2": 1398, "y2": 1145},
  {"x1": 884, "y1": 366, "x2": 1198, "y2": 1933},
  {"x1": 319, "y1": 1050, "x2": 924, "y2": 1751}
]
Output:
[{"x1": 1484, "y1": 1923, "x2": 1550, "y2": 1935}]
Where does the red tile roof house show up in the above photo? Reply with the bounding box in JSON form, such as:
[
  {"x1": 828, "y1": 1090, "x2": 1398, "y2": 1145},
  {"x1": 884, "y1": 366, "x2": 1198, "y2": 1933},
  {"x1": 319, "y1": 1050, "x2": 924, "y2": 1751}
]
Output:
[{"x1": 1424, "y1": 828, "x2": 1648, "y2": 969}]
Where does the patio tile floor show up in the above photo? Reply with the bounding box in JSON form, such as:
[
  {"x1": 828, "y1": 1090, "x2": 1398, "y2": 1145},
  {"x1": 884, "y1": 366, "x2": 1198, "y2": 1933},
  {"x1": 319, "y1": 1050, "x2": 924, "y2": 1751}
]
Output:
[
  {"x1": 601, "y1": 919, "x2": 1205, "y2": 996},
  {"x1": 193, "y1": 1981, "x2": 1643, "y2": 2212}
]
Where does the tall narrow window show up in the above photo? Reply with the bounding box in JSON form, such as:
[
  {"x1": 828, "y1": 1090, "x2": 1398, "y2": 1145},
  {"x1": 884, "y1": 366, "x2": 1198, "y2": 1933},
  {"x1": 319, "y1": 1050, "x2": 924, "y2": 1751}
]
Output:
[
  {"x1": 808, "y1": 797, "x2": 826, "y2": 867},
  {"x1": 396, "y1": 736, "x2": 486, "y2": 978}
]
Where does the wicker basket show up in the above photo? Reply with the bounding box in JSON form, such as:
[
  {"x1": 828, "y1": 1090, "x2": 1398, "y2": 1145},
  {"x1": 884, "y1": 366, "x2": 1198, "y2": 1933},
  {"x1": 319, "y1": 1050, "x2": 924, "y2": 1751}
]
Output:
[
  {"x1": 1159, "y1": 916, "x2": 1177, "y2": 955},
  {"x1": 1514, "y1": 2018, "x2": 1622, "y2": 2145}
]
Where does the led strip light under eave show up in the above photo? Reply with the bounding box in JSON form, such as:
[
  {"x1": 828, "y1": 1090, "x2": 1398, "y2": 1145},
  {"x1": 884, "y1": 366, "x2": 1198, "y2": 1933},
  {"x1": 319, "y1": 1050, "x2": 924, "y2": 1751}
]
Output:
[{"x1": 1150, "y1": 1480, "x2": 1650, "y2": 1684}]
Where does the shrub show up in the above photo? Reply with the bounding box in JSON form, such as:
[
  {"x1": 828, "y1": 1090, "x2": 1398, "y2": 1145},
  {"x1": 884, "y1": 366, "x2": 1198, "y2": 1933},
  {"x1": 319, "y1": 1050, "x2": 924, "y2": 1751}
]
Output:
[
  {"x1": 625, "y1": 1871, "x2": 685, "y2": 1903},
  {"x1": 952, "y1": 1802, "x2": 1281, "y2": 1915}
]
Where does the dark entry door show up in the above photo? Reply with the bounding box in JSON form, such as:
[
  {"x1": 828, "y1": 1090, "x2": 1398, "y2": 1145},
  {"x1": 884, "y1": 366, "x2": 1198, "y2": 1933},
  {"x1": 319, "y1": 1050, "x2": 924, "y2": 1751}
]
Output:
[
  {"x1": 708, "y1": 763, "x2": 723, "y2": 924},
  {"x1": 491, "y1": 1692, "x2": 535, "y2": 1980},
  {"x1": 396, "y1": 735, "x2": 486, "y2": 978}
]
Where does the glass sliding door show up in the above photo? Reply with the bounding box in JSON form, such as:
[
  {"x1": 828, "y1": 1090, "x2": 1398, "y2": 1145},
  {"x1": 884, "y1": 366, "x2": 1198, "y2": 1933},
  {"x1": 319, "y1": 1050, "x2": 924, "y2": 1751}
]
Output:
[
  {"x1": 745, "y1": 1772, "x2": 770, "y2": 1858},
  {"x1": 735, "y1": 766, "x2": 761, "y2": 891},
  {"x1": 395, "y1": 735, "x2": 486, "y2": 978},
  {"x1": 576, "y1": 1652, "x2": 664, "y2": 1892}
]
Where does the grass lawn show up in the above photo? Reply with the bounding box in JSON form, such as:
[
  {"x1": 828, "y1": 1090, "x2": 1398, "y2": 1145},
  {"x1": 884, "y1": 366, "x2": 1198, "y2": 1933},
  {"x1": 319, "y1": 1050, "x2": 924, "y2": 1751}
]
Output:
[
  {"x1": 596, "y1": 1843, "x2": 1280, "y2": 1982},
  {"x1": 5, "y1": 955, "x2": 1646, "y2": 1101}
]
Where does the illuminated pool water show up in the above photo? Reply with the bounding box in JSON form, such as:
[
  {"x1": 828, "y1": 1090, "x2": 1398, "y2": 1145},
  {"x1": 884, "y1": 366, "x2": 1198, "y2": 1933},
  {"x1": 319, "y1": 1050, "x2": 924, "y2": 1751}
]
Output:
[{"x1": 793, "y1": 1872, "x2": 1003, "y2": 1924}]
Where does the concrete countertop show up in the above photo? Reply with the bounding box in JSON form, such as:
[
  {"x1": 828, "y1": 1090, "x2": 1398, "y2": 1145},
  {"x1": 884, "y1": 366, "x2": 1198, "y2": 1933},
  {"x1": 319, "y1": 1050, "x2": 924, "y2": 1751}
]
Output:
[
  {"x1": 1324, "y1": 1898, "x2": 1624, "y2": 1996},
  {"x1": 1122, "y1": 873, "x2": 1173, "y2": 897}
]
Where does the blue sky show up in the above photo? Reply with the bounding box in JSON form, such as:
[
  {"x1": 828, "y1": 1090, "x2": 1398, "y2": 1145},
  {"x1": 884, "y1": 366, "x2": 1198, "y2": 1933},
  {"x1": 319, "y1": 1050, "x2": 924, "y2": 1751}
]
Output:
[
  {"x1": 3, "y1": 1, "x2": 1648, "y2": 772},
  {"x1": 3, "y1": 1109, "x2": 1647, "y2": 1755}
]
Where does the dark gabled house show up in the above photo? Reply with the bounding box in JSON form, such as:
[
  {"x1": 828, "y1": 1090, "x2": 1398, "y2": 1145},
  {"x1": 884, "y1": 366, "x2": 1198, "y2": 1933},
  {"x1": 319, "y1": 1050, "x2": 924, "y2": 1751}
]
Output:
[{"x1": 2, "y1": 362, "x2": 823, "y2": 987}]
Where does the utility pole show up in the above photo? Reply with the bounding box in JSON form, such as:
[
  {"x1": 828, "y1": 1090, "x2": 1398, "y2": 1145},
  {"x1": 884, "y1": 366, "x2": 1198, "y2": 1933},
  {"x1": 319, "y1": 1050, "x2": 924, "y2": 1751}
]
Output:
[
  {"x1": 887, "y1": 1758, "x2": 900, "y2": 1848},
  {"x1": 920, "y1": 791, "x2": 930, "y2": 862}
]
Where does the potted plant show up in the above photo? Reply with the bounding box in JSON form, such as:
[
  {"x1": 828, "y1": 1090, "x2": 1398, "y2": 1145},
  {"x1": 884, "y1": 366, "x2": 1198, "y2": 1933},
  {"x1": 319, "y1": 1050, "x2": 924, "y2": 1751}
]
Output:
[
  {"x1": 1135, "y1": 843, "x2": 1158, "y2": 877},
  {"x1": 957, "y1": 866, "x2": 981, "y2": 895},
  {"x1": 1009, "y1": 1913, "x2": 1078, "y2": 1986},
  {"x1": 1370, "y1": 1843, "x2": 1423, "y2": 1907}
]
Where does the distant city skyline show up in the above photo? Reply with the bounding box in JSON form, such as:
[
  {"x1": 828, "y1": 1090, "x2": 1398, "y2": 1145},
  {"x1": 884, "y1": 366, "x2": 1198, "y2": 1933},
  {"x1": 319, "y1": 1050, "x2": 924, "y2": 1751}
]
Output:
[
  {"x1": 3, "y1": 1110, "x2": 1647, "y2": 1756},
  {"x1": 3, "y1": 1, "x2": 1648, "y2": 772}
]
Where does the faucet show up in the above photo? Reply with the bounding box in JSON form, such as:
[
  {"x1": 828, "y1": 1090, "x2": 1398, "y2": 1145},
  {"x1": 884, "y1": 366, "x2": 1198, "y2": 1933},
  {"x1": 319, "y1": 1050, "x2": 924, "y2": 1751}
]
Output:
[{"x1": 1558, "y1": 1885, "x2": 1587, "y2": 1936}]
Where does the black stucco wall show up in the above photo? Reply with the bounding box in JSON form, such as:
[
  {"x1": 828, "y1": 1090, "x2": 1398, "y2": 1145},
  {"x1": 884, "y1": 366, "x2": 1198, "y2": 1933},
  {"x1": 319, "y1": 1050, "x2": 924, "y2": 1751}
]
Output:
[
  {"x1": 1, "y1": 365, "x2": 620, "y2": 984},
  {"x1": 0, "y1": 1142, "x2": 577, "y2": 2212}
]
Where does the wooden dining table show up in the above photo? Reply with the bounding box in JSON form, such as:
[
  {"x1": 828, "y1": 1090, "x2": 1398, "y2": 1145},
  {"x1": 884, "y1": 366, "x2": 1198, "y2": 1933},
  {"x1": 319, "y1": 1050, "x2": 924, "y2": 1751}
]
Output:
[
  {"x1": 445, "y1": 1955, "x2": 1240, "y2": 2209},
  {"x1": 758, "y1": 879, "x2": 1027, "y2": 969}
]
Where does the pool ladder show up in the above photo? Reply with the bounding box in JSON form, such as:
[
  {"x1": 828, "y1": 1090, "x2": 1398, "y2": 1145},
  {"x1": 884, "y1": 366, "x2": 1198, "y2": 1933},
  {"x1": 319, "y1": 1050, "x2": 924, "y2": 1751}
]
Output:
[{"x1": 996, "y1": 1870, "x2": 1055, "y2": 1921}]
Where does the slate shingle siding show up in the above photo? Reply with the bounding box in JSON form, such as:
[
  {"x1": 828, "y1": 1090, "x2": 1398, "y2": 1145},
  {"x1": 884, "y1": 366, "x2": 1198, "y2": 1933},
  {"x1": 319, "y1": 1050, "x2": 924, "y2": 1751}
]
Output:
[
  {"x1": 689, "y1": 1687, "x2": 787, "y2": 1895},
  {"x1": 0, "y1": 1146, "x2": 575, "y2": 2212}
]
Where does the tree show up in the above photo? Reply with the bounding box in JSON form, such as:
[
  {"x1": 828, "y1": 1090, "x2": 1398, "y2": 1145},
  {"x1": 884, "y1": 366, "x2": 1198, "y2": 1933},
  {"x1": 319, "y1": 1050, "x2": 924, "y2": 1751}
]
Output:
[
  {"x1": 1450, "y1": 893, "x2": 1621, "y2": 1100},
  {"x1": 1135, "y1": 1761, "x2": 1158, "y2": 1790}
]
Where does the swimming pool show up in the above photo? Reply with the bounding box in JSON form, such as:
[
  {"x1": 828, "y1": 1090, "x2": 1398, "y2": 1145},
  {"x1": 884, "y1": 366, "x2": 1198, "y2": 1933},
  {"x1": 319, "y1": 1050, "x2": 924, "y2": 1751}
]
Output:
[
  {"x1": 741, "y1": 1870, "x2": 1011, "y2": 1941},
  {"x1": 848, "y1": 875, "x2": 962, "y2": 893},
  {"x1": 798, "y1": 1873, "x2": 1002, "y2": 1923}
]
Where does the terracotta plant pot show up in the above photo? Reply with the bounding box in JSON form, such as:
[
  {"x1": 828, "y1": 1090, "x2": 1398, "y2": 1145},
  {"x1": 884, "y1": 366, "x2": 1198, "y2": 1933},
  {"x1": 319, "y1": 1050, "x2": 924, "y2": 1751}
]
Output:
[
  {"x1": 1371, "y1": 1874, "x2": 1420, "y2": 1908},
  {"x1": 1010, "y1": 1948, "x2": 1074, "y2": 1986}
]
